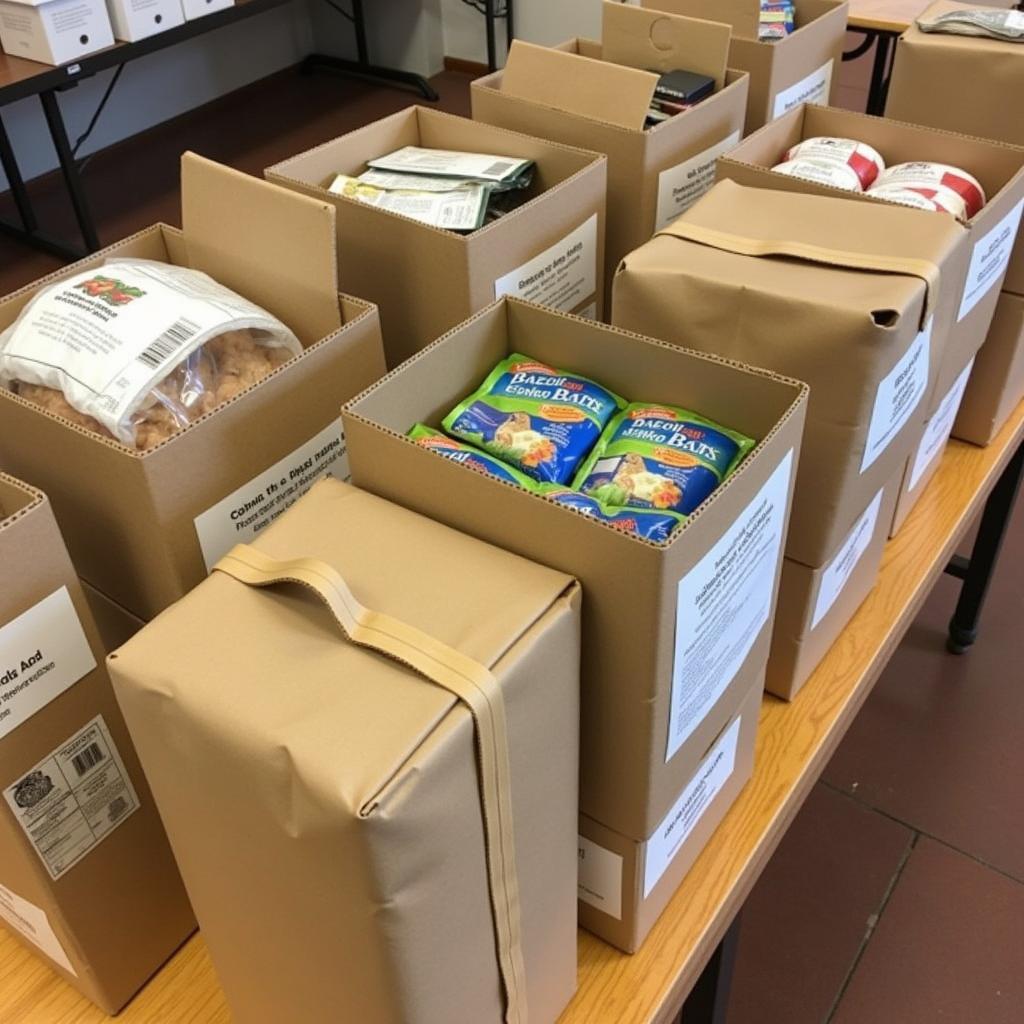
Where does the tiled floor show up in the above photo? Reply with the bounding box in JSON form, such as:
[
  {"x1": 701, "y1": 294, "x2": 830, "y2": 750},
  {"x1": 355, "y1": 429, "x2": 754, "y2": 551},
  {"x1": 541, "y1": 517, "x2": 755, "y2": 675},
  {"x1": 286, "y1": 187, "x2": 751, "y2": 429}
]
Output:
[{"x1": 2, "y1": 50, "x2": 1022, "y2": 1024}]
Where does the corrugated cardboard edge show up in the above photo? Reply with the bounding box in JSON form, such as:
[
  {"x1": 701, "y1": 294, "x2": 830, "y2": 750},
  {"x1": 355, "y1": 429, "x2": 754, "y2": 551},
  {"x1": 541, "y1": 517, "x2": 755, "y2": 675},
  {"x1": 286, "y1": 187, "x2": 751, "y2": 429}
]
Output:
[
  {"x1": 0, "y1": 472, "x2": 45, "y2": 529},
  {"x1": 342, "y1": 296, "x2": 809, "y2": 552}
]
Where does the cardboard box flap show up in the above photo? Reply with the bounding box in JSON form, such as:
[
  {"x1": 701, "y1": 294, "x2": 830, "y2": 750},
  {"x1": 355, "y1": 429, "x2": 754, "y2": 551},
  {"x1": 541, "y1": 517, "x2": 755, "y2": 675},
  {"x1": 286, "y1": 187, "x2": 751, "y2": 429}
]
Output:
[
  {"x1": 501, "y1": 39, "x2": 658, "y2": 130},
  {"x1": 659, "y1": 180, "x2": 966, "y2": 326},
  {"x1": 601, "y1": 1, "x2": 730, "y2": 90},
  {"x1": 642, "y1": 0, "x2": 760, "y2": 41},
  {"x1": 0, "y1": 473, "x2": 42, "y2": 525},
  {"x1": 181, "y1": 153, "x2": 342, "y2": 343},
  {"x1": 113, "y1": 477, "x2": 574, "y2": 805}
]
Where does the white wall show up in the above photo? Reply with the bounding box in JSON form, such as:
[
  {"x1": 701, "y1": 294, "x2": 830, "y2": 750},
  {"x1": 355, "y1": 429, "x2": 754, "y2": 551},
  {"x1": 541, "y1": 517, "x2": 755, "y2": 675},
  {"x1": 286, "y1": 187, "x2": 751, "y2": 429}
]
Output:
[{"x1": 1, "y1": 0, "x2": 446, "y2": 189}]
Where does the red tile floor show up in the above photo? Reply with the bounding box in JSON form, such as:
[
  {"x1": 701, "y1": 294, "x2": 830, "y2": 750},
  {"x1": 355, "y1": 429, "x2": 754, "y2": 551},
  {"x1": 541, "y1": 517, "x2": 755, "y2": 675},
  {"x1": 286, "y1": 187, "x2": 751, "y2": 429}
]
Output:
[{"x1": 1, "y1": 47, "x2": 1021, "y2": 1024}]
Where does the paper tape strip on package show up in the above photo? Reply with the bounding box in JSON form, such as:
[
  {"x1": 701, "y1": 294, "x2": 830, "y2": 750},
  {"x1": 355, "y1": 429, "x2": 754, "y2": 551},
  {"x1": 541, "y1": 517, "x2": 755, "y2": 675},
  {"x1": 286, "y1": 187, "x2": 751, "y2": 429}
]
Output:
[
  {"x1": 0, "y1": 153, "x2": 386, "y2": 622},
  {"x1": 470, "y1": 2, "x2": 749, "y2": 307},
  {"x1": 613, "y1": 178, "x2": 968, "y2": 570},
  {"x1": 716, "y1": 103, "x2": 1024, "y2": 411},
  {"x1": 108, "y1": 478, "x2": 580, "y2": 1024},
  {"x1": 638, "y1": 0, "x2": 848, "y2": 132},
  {"x1": 0, "y1": 474, "x2": 194, "y2": 1014},
  {"x1": 342, "y1": 297, "x2": 808, "y2": 948},
  {"x1": 265, "y1": 106, "x2": 607, "y2": 368}
]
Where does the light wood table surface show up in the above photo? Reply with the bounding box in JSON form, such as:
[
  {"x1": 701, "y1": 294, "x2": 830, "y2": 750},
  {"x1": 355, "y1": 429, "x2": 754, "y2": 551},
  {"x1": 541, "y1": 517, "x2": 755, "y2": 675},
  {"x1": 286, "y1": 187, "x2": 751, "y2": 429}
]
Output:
[
  {"x1": 846, "y1": 0, "x2": 933, "y2": 34},
  {"x1": 3, "y1": 400, "x2": 1023, "y2": 1024}
]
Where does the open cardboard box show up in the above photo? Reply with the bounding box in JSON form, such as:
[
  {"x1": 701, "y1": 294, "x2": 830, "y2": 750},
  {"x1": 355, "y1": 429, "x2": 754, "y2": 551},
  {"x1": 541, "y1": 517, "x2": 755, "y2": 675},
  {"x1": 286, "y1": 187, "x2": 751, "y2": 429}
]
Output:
[
  {"x1": 717, "y1": 104, "x2": 1024, "y2": 408},
  {"x1": 579, "y1": 670, "x2": 761, "y2": 952},
  {"x1": 265, "y1": 106, "x2": 607, "y2": 367},
  {"x1": 0, "y1": 154, "x2": 386, "y2": 621},
  {"x1": 640, "y1": 0, "x2": 847, "y2": 132},
  {"x1": 955, "y1": 291, "x2": 1024, "y2": 446},
  {"x1": 613, "y1": 178, "x2": 967, "y2": 569},
  {"x1": 767, "y1": 478, "x2": 898, "y2": 699},
  {"x1": 470, "y1": 2, "x2": 749, "y2": 307},
  {"x1": 0, "y1": 474, "x2": 194, "y2": 1013},
  {"x1": 342, "y1": 296, "x2": 807, "y2": 853}
]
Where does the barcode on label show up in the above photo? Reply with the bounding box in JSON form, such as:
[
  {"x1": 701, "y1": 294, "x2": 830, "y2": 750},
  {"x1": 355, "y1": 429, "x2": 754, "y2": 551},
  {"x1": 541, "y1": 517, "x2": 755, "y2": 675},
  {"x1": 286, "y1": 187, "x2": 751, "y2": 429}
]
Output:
[
  {"x1": 137, "y1": 318, "x2": 200, "y2": 370},
  {"x1": 483, "y1": 161, "x2": 514, "y2": 177},
  {"x1": 72, "y1": 743, "x2": 104, "y2": 777}
]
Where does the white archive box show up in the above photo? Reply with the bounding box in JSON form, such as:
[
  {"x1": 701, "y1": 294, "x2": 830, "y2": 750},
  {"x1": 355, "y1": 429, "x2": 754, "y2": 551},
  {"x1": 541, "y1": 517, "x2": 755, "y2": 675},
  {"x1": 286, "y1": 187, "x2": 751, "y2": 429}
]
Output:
[
  {"x1": 179, "y1": 0, "x2": 231, "y2": 20},
  {"x1": 0, "y1": 0, "x2": 113, "y2": 65},
  {"x1": 106, "y1": 0, "x2": 182, "y2": 42}
]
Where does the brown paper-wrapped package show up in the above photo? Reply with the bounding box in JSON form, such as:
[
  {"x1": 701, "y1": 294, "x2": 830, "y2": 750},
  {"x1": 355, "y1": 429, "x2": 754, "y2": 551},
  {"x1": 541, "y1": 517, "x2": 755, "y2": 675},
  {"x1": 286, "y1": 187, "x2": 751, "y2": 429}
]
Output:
[
  {"x1": 108, "y1": 478, "x2": 581, "y2": 1024},
  {"x1": 613, "y1": 179, "x2": 968, "y2": 568}
]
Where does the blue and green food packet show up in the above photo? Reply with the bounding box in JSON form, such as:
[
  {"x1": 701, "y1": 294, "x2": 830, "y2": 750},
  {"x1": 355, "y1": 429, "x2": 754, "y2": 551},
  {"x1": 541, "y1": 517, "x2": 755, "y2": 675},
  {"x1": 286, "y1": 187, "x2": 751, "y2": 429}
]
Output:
[
  {"x1": 407, "y1": 424, "x2": 540, "y2": 489},
  {"x1": 442, "y1": 354, "x2": 625, "y2": 484},
  {"x1": 573, "y1": 403, "x2": 755, "y2": 516},
  {"x1": 541, "y1": 487, "x2": 684, "y2": 542}
]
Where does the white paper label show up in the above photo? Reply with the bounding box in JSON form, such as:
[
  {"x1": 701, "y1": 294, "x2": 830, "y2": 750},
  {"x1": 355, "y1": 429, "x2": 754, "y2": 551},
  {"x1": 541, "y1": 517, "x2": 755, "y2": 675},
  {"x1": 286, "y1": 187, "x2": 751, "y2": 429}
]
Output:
[
  {"x1": 958, "y1": 200, "x2": 1024, "y2": 321},
  {"x1": 771, "y1": 59, "x2": 834, "y2": 120},
  {"x1": 494, "y1": 214, "x2": 598, "y2": 313},
  {"x1": 367, "y1": 147, "x2": 531, "y2": 183},
  {"x1": 861, "y1": 321, "x2": 931, "y2": 473},
  {"x1": 655, "y1": 131, "x2": 742, "y2": 232},
  {"x1": 668, "y1": 450, "x2": 793, "y2": 762},
  {"x1": 4, "y1": 715, "x2": 140, "y2": 881},
  {"x1": 908, "y1": 359, "x2": 975, "y2": 492},
  {"x1": 0, "y1": 588, "x2": 95, "y2": 742},
  {"x1": 810, "y1": 488, "x2": 884, "y2": 630},
  {"x1": 578, "y1": 301, "x2": 598, "y2": 320},
  {"x1": 194, "y1": 421, "x2": 348, "y2": 570},
  {"x1": 329, "y1": 175, "x2": 488, "y2": 231},
  {"x1": 0, "y1": 883, "x2": 76, "y2": 976},
  {"x1": 644, "y1": 716, "x2": 741, "y2": 897},
  {"x1": 577, "y1": 836, "x2": 623, "y2": 920}
]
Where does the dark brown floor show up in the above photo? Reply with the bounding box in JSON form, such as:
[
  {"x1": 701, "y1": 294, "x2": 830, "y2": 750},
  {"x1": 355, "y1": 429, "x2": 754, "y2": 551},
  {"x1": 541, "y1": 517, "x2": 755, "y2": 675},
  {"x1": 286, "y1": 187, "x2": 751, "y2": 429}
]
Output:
[{"x1": 2, "y1": 53, "x2": 1022, "y2": 1024}]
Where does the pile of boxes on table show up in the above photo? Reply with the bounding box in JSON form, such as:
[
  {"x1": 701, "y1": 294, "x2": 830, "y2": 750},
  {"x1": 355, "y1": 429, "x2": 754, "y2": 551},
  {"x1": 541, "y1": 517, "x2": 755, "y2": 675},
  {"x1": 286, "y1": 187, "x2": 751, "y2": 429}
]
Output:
[{"x1": 2, "y1": 0, "x2": 1024, "y2": 1018}]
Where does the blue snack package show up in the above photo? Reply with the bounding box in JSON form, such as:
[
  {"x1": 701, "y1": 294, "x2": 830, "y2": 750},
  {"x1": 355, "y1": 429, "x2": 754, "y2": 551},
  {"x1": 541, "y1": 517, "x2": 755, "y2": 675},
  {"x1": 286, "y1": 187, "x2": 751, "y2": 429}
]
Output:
[
  {"x1": 573, "y1": 403, "x2": 756, "y2": 516},
  {"x1": 407, "y1": 424, "x2": 540, "y2": 490},
  {"x1": 441, "y1": 353, "x2": 626, "y2": 484},
  {"x1": 542, "y1": 487, "x2": 684, "y2": 542}
]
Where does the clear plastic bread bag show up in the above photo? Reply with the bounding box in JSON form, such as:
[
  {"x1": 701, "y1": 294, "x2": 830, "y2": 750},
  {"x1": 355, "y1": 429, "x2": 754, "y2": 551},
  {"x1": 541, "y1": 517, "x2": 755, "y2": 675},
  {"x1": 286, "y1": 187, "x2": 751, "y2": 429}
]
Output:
[{"x1": 0, "y1": 259, "x2": 303, "y2": 449}]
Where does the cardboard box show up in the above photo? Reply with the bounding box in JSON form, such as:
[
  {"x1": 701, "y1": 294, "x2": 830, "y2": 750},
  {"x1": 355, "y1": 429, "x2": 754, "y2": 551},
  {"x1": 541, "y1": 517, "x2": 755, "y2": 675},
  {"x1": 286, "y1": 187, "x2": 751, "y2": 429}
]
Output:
[
  {"x1": 578, "y1": 672, "x2": 761, "y2": 952},
  {"x1": 470, "y1": 4, "x2": 749, "y2": 307},
  {"x1": 613, "y1": 178, "x2": 968, "y2": 569},
  {"x1": 109, "y1": 479, "x2": 581, "y2": 1024},
  {"x1": 105, "y1": 0, "x2": 182, "y2": 41},
  {"x1": 889, "y1": 357, "x2": 974, "y2": 535},
  {"x1": 716, "y1": 103, "x2": 1024, "y2": 404},
  {"x1": 265, "y1": 106, "x2": 607, "y2": 368},
  {"x1": 82, "y1": 580, "x2": 145, "y2": 653},
  {"x1": 640, "y1": 0, "x2": 848, "y2": 132},
  {"x1": 179, "y1": 0, "x2": 231, "y2": 20},
  {"x1": 954, "y1": 291, "x2": 1024, "y2": 445},
  {"x1": 0, "y1": 153, "x2": 386, "y2": 621},
  {"x1": 767, "y1": 480, "x2": 898, "y2": 699},
  {"x1": 0, "y1": 474, "x2": 194, "y2": 1013},
  {"x1": 886, "y1": 0, "x2": 1024, "y2": 251},
  {"x1": 0, "y1": 0, "x2": 113, "y2": 65},
  {"x1": 343, "y1": 296, "x2": 808, "y2": 842}
]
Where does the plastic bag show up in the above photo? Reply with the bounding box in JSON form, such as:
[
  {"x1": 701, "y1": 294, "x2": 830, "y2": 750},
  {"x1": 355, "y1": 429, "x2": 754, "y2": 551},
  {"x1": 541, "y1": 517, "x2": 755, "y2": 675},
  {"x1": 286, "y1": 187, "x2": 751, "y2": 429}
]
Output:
[{"x1": 0, "y1": 260, "x2": 302, "y2": 449}]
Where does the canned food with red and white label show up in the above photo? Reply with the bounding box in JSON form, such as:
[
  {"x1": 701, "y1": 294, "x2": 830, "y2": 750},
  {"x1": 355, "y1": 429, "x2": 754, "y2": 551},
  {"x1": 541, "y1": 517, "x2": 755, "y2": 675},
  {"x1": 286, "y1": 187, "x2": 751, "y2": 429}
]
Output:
[
  {"x1": 783, "y1": 137, "x2": 885, "y2": 189},
  {"x1": 872, "y1": 162, "x2": 985, "y2": 218},
  {"x1": 771, "y1": 157, "x2": 864, "y2": 192}
]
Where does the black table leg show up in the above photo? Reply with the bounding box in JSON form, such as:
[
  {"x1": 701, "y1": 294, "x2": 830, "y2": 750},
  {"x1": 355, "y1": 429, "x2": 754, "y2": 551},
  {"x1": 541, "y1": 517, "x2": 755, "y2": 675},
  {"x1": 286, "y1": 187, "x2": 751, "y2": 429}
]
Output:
[
  {"x1": 680, "y1": 912, "x2": 742, "y2": 1024},
  {"x1": 946, "y1": 438, "x2": 1024, "y2": 654},
  {"x1": 865, "y1": 32, "x2": 893, "y2": 116},
  {"x1": 505, "y1": 0, "x2": 514, "y2": 50},
  {"x1": 0, "y1": 110, "x2": 38, "y2": 235},
  {"x1": 484, "y1": 0, "x2": 497, "y2": 73}
]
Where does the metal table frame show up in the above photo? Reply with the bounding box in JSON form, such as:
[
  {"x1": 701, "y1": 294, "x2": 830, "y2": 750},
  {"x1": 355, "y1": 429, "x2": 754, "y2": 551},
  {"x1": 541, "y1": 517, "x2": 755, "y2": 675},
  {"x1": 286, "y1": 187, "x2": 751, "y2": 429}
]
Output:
[
  {"x1": 842, "y1": 25, "x2": 897, "y2": 116},
  {"x1": 0, "y1": 0, "x2": 516, "y2": 262}
]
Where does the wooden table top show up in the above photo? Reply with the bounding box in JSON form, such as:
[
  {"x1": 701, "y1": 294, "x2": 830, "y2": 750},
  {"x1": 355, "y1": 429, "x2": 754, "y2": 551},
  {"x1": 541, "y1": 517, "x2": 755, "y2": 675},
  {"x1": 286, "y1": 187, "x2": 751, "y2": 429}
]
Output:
[
  {"x1": 846, "y1": 0, "x2": 935, "y2": 34},
  {"x1": 2, "y1": 399, "x2": 1022, "y2": 1024}
]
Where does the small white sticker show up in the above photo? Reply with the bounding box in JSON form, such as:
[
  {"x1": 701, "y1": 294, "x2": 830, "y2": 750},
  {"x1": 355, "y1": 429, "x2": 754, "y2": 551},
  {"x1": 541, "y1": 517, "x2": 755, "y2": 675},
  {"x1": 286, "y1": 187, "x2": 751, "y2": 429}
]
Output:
[
  {"x1": 0, "y1": 588, "x2": 95, "y2": 742},
  {"x1": 958, "y1": 200, "x2": 1024, "y2": 321},
  {"x1": 494, "y1": 214, "x2": 598, "y2": 313},
  {"x1": 908, "y1": 359, "x2": 975, "y2": 493},
  {"x1": 771, "y1": 59, "x2": 834, "y2": 120},
  {"x1": 861, "y1": 321, "x2": 931, "y2": 473},
  {"x1": 655, "y1": 131, "x2": 742, "y2": 232},
  {"x1": 668, "y1": 450, "x2": 793, "y2": 762},
  {"x1": 577, "y1": 836, "x2": 623, "y2": 920},
  {"x1": 811, "y1": 488, "x2": 884, "y2": 630},
  {"x1": 0, "y1": 883, "x2": 76, "y2": 976},
  {"x1": 644, "y1": 716, "x2": 741, "y2": 897},
  {"x1": 194, "y1": 421, "x2": 349, "y2": 570},
  {"x1": 4, "y1": 715, "x2": 140, "y2": 881}
]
